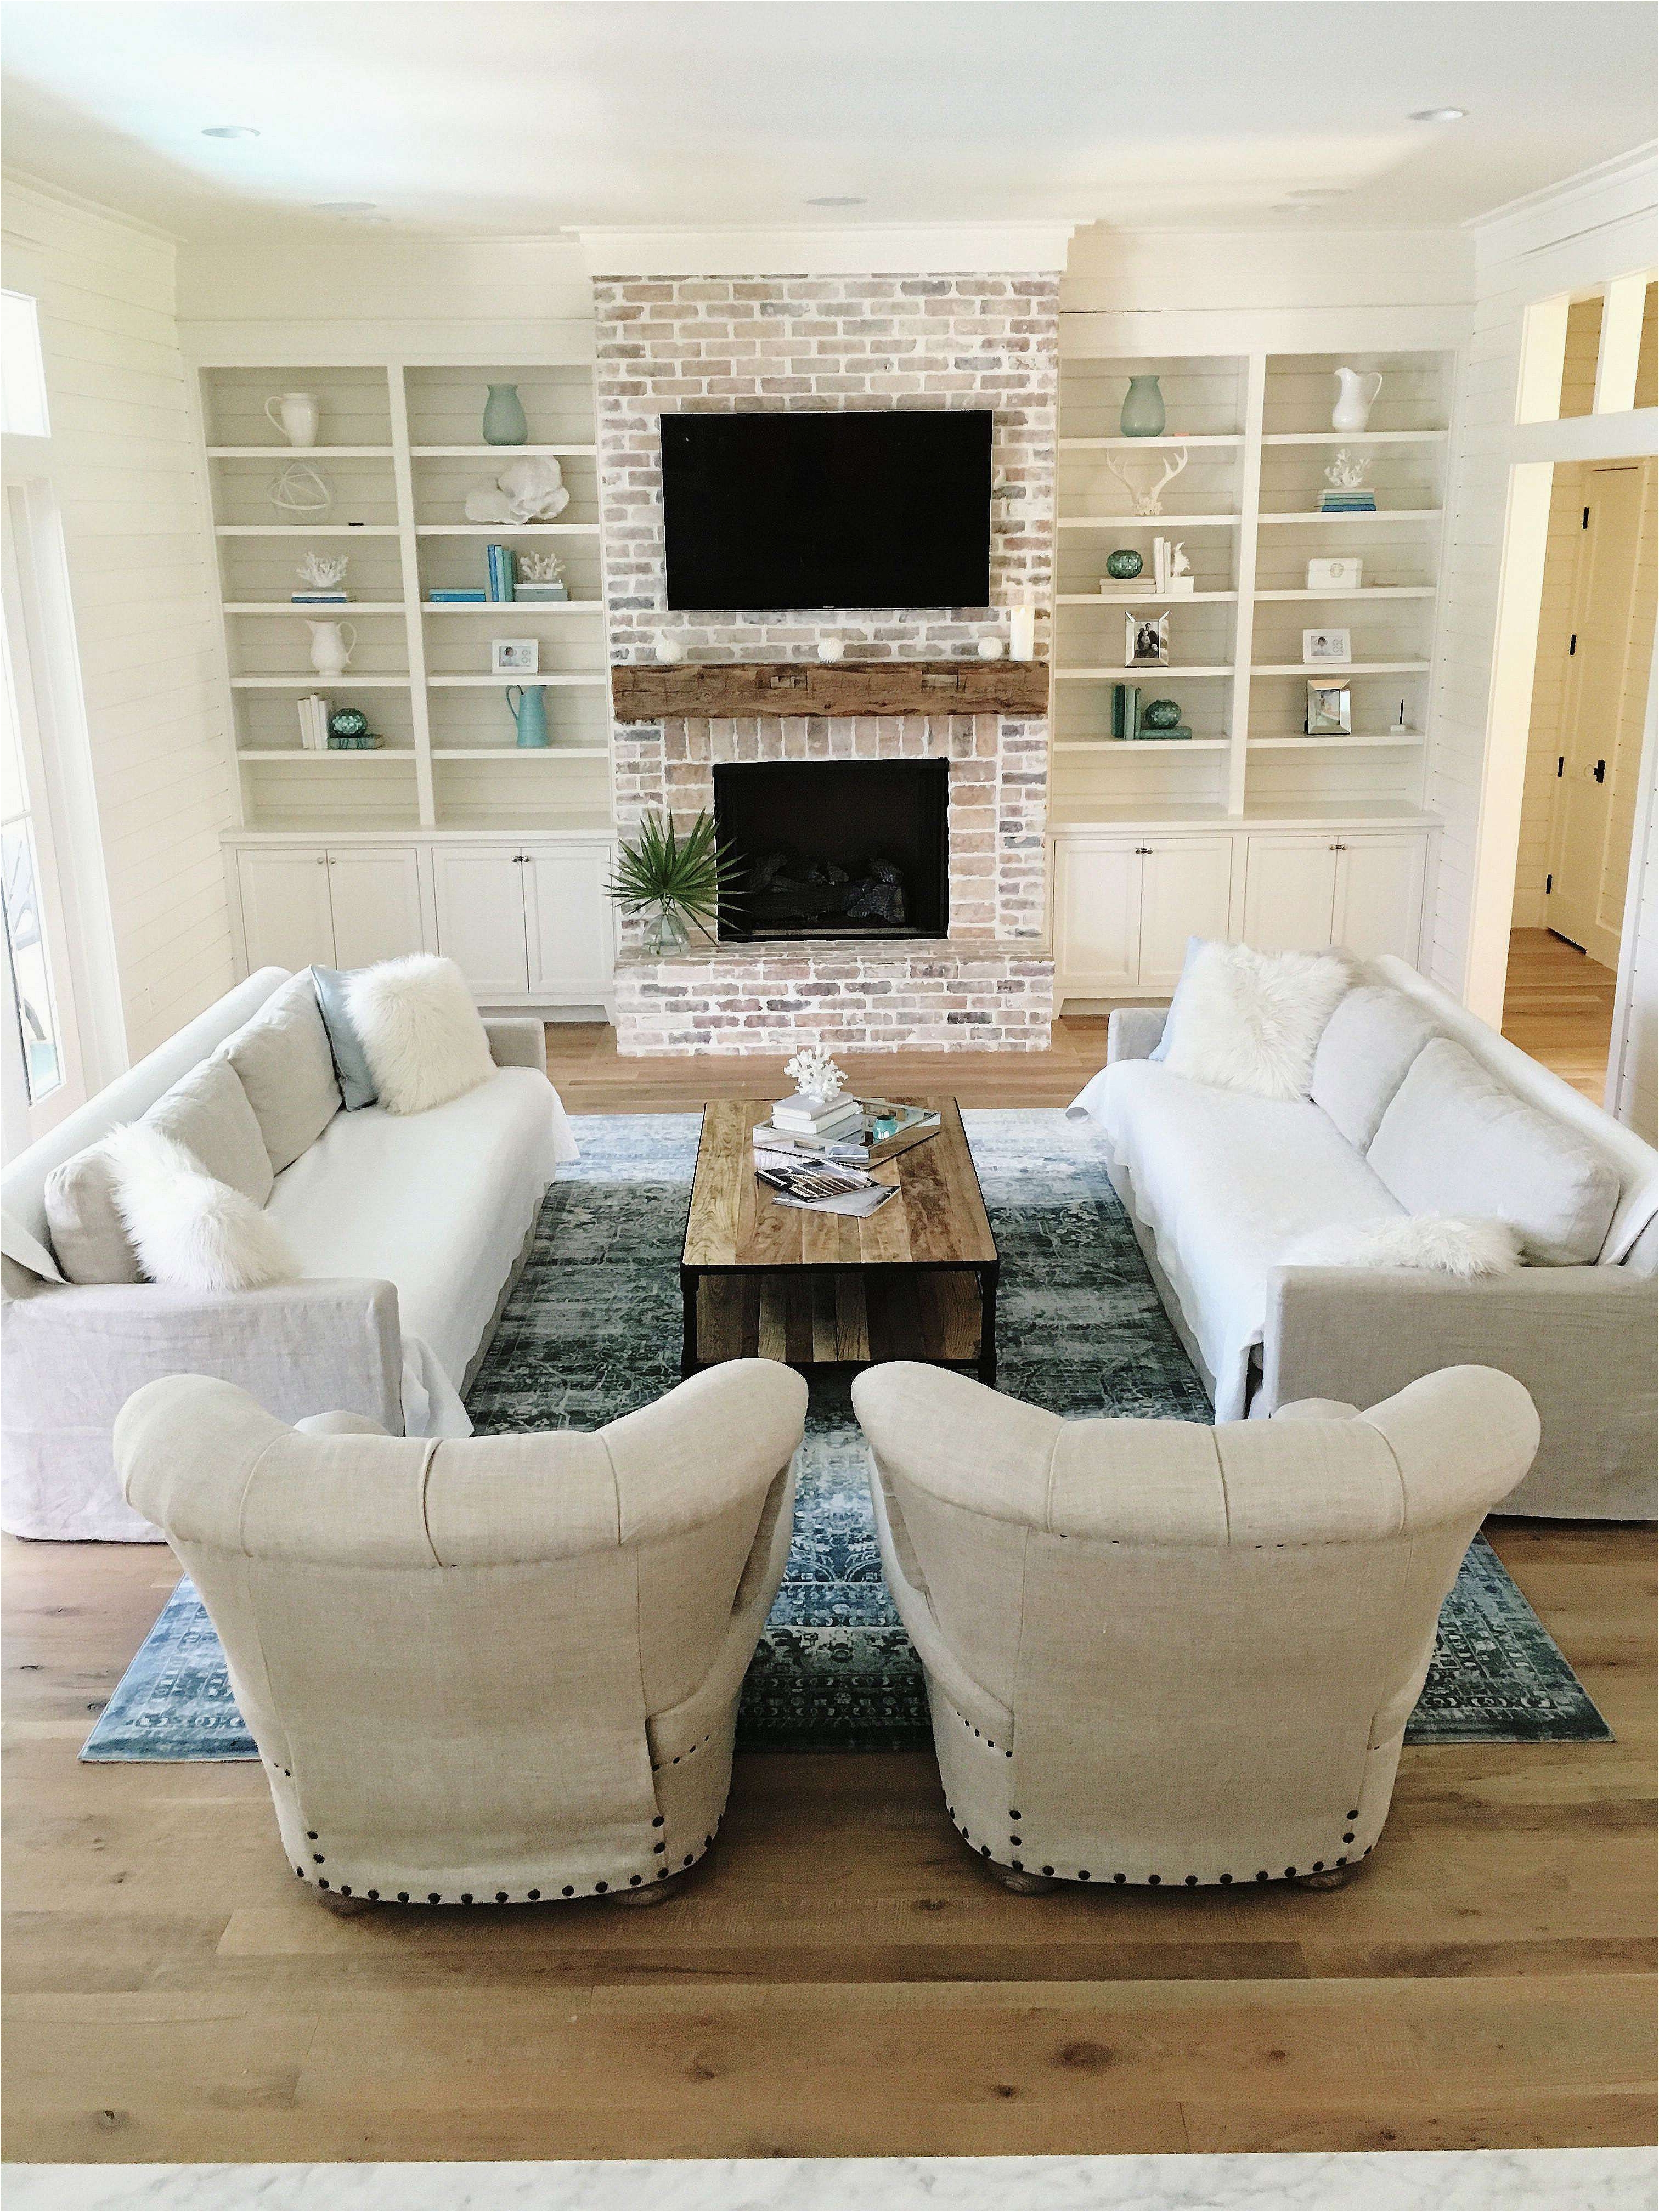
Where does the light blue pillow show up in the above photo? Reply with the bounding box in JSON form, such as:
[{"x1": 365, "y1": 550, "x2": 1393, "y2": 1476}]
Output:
[
  {"x1": 1148, "y1": 935, "x2": 1206, "y2": 1062},
  {"x1": 310, "y1": 967, "x2": 377, "y2": 1110}
]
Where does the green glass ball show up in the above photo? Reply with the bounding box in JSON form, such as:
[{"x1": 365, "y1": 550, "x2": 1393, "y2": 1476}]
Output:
[
  {"x1": 1141, "y1": 698, "x2": 1182, "y2": 730},
  {"x1": 1104, "y1": 549, "x2": 1143, "y2": 580},
  {"x1": 328, "y1": 708, "x2": 369, "y2": 740}
]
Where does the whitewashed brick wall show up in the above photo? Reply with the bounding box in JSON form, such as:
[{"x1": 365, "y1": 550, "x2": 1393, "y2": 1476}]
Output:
[{"x1": 592, "y1": 267, "x2": 1059, "y2": 1052}]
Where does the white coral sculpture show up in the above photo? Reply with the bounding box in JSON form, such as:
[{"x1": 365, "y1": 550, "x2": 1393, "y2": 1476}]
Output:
[
  {"x1": 785, "y1": 1043, "x2": 846, "y2": 1105},
  {"x1": 1324, "y1": 449, "x2": 1372, "y2": 490},
  {"x1": 518, "y1": 550, "x2": 565, "y2": 583},
  {"x1": 296, "y1": 552, "x2": 348, "y2": 589},
  {"x1": 464, "y1": 456, "x2": 571, "y2": 526}
]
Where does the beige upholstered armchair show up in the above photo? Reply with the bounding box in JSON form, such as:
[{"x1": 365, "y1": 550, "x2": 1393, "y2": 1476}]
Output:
[
  {"x1": 114, "y1": 1361, "x2": 808, "y2": 1911},
  {"x1": 852, "y1": 1362, "x2": 1539, "y2": 1894}
]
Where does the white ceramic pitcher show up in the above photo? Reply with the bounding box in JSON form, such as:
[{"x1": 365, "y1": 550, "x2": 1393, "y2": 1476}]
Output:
[
  {"x1": 1331, "y1": 368, "x2": 1383, "y2": 433},
  {"x1": 267, "y1": 392, "x2": 320, "y2": 448},
  {"x1": 306, "y1": 620, "x2": 356, "y2": 676}
]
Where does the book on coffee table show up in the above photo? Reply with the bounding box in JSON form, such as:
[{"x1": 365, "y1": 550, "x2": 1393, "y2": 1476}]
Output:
[{"x1": 752, "y1": 1097, "x2": 941, "y2": 1167}]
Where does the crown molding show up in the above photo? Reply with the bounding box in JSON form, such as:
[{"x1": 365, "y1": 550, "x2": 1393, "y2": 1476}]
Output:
[
  {"x1": 1, "y1": 166, "x2": 182, "y2": 248},
  {"x1": 578, "y1": 221, "x2": 1077, "y2": 278},
  {"x1": 1466, "y1": 143, "x2": 1658, "y2": 267}
]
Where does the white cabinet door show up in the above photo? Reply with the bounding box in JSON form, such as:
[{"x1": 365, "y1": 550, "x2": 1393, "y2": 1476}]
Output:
[
  {"x1": 325, "y1": 847, "x2": 425, "y2": 970},
  {"x1": 1053, "y1": 840, "x2": 1141, "y2": 995},
  {"x1": 1241, "y1": 836, "x2": 1339, "y2": 953},
  {"x1": 1333, "y1": 834, "x2": 1426, "y2": 963},
  {"x1": 523, "y1": 845, "x2": 614, "y2": 1000},
  {"x1": 236, "y1": 848, "x2": 336, "y2": 974},
  {"x1": 1138, "y1": 837, "x2": 1234, "y2": 989},
  {"x1": 431, "y1": 846, "x2": 529, "y2": 998}
]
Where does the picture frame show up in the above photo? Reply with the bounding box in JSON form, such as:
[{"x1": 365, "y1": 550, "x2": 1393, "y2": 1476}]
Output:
[
  {"x1": 1126, "y1": 611, "x2": 1169, "y2": 667},
  {"x1": 1306, "y1": 681, "x2": 1352, "y2": 736},
  {"x1": 491, "y1": 638, "x2": 539, "y2": 674},
  {"x1": 1302, "y1": 627, "x2": 1352, "y2": 665},
  {"x1": 1306, "y1": 557, "x2": 1362, "y2": 592}
]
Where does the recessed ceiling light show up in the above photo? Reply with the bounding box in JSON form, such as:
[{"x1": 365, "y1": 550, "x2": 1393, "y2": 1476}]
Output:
[
  {"x1": 314, "y1": 200, "x2": 377, "y2": 215},
  {"x1": 201, "y1": 124, "x2": 259, "y2": 139},
  {"x1": 1409, "y1": 106, "x2": 1468, "y2": 123},
  {"x1": 804, "y1": 196, "x2": 866, "y2": 208}
]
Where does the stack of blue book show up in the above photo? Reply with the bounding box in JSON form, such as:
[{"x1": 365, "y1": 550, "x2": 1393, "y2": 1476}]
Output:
[
  {"x1": 486, "y1": 544, "x2": 517, "y2": 601},
  {"x1": 1318, "y1": 489, "x2": 1377, "y2": 512},
  {"x1": 429, "y1": 587, "x2": 486, "y2": 603}
]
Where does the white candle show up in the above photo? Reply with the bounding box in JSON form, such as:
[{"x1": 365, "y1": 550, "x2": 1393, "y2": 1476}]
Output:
[{"x1": 1009, "y1": 605, "x2": 1036, "y2": 661}]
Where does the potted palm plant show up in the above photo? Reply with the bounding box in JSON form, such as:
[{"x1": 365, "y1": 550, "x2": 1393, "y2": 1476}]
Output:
[{"x1": 606, "y1": 809, "x2": 743, "y2": 955}]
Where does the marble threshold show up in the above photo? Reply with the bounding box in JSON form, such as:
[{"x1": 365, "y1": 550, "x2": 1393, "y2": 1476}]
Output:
[{"x1": 4, "y1": 2149, "x2": 1652, "y2": 2211}]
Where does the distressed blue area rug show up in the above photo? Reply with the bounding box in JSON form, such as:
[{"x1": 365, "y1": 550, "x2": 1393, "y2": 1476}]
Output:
[{"x1": 82, "y1": 1110, "x2": 1611, "y2": 1762}]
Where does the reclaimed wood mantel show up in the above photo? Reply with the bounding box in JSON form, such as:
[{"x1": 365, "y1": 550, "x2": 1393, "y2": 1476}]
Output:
[{"x1": 609, "y1": 659, "x2": 1050, "y2": 723}]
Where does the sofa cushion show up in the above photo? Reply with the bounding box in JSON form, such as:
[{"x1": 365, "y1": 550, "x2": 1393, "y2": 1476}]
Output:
[
  {"x1": 1160, "y1": 941, "x2": 1352, "y2": 1102},
  {"x1": 1310, "y1": 985, "x2": 1442, "y2": 1150},
  {"x1": 1368, "y1": 1036, "x2": 1621, "y2": 1265},
  {"x1": 311, "y1": 967, "x2": 378, "y2": 1110},
  {"x1": 264, "y1": 1068, "x2": 560, "y2": 1390},
  {"x1": 45, "y1": 1056, "x2": 273, "y2": 1286},
  {"x1": 1097, "y1": 1058, "x2": 1404, "y2": 1419},
  {"x1": 218, "y1": 972, "x2": 343, "y2": 1173}
]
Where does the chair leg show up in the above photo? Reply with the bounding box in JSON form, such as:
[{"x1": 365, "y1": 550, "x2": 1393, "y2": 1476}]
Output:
[
  {"x1": 1295, "y1": 1866, "x2": 1353, "y2": 1890},
  {"x1": 607, "y1": 1873, "x2": 686, "y2": 1908},
  {"x1": 315, "y1": 1889, "x2": 376, "y2": 1917},
  {"x1": 996, "y1": 1867, "x2": 1059, "y2": 1895}
]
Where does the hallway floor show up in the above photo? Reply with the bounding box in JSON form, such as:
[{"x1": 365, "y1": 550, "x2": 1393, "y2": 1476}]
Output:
[{"x1": 1501, "y1": 927, "x2": 1619, "y2": 1103}]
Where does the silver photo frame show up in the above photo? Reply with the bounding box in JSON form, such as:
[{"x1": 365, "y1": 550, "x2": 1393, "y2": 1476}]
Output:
[
  {"x1": 1126, "y1": 611, "x2": 1169, "y2": 667},
  {"x1": 1306, "y1": 681, "x2": 1352, "y2": 736}
]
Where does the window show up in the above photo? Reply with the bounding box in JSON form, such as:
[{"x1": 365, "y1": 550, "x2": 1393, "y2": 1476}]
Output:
[
  {"x1": 0, "y1": 616, "x2": 66, "y2": 1105},
  {"x1": 0, "y1": 291, "x2": 49, "y2": 438}
]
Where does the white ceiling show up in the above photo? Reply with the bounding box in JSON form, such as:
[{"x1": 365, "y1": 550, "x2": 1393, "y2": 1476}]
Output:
[{"x1": 2, "y1": 1, "x2": 1655, "y2": 243}]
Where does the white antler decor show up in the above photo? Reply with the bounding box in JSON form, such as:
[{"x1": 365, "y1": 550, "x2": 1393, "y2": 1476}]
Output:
[{"x1": 1103, "y1": 446, "x2": 1189, "y2": 518}]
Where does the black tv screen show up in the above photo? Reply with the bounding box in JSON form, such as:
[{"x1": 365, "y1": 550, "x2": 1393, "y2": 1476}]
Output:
[{"x1": 661, "y1": 409, "x2": 991, "y2": 611}]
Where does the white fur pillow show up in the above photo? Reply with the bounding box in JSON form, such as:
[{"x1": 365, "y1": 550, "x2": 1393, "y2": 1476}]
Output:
[
  {"x1": 1282, "y1": 1215, "x2": 1524, "y2": 1279},
  {"x1": 1160, "y1": 941, "x2": 1350, "y2": 1102},
  {"x1": 344, "y1": 954, "x2": 495, "y2": 1115},
  {"x1": 105, "y1": 1126, "x2": 297, "y2": 1292}
]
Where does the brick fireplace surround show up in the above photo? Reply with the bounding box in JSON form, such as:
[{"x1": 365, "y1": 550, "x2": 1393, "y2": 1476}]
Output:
[{"x1": 595, "y1": 265, "x2": 1060, "y2": 1053}]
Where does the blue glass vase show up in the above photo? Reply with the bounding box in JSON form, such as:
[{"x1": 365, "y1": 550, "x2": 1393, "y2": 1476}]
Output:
[
  {"x1": 482, "y1": 382, "x2": 528, "y2": 445},
  {"x1": 1120, "y1": 375, "x2": 1166, "y2": 438}
]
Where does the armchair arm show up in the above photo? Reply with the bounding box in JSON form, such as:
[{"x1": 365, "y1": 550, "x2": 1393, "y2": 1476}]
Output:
[
  {"x1": 866, "y1": 1452, "x2": 1013, "y2": 1741},
  {"x1": 3, "y1": 1277, "x2": 405, "y2": 1441},
  {"x1": 1262, "y1": 1264, "x2": 1658, "y2": 1516},
  {"x1": 1106, "y1": 1005, "x2": 1169, "y2": 1063},
  {"x1": 484, "y1": 1018, "x2": 546, "y2": 1072}
]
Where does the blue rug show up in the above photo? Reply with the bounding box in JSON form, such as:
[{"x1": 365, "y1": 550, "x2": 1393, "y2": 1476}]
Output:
[{"x1": 82, "y1": 1110, "x2": 1612, "y2": 1762}]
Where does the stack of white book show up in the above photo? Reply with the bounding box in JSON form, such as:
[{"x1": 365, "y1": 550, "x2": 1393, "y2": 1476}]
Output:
[
  {"x1": 770, "y1": 1091, "x2": 863, "y2": 1144},
  {"x1": 295, "y1": 695, "x2": 331, "y2": 751}
]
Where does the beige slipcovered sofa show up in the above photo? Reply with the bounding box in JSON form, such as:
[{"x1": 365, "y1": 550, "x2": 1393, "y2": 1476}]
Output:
[
  {"x1": 854, "y1": 1361, "x2": 1539, "y2": 1892},
  {"x1": 1, "y1": 966, "x2": 577, "y2": 1542},
  {"x1": 114, "y1": 1361, "x2": 808, "y2": 1908},
  {"x1": 1067, "y1": 954, "x2": 1657, "y2": 1519}
]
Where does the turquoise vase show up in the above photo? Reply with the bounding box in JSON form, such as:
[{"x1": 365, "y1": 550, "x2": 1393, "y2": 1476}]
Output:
[
  {"x1": 506, "y1": 684, "x2": 550, "y2": 748},
  {"x1": 482, "y1": 382, "x2": 528, "y2": 445},
  {"x1": 1120, "y1": 375, "x2": 1166, "y2": 438}
]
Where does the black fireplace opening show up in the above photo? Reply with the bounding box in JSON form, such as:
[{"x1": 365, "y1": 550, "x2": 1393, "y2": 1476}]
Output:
[{"x1": 713, "y1": 759, "x2": 949, "y2": 942}]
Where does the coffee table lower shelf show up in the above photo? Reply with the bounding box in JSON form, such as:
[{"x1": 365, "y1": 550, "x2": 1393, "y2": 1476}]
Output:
[{"x1": 681, "y1": 1262, "x2": 998, "y2": 1384}]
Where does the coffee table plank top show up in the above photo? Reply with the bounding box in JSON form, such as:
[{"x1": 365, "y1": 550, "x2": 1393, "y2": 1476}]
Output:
[{"x1": 682, "y1": 1097, "x2": 996, "y2": 1271}]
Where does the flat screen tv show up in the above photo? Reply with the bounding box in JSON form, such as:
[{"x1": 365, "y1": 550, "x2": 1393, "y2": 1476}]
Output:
[{"x1": 661, "y1": 409, "x2": 991, "y2": 611}]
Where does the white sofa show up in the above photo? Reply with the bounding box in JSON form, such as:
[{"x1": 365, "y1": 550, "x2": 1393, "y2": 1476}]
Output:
[
  {"x1": 1, "y1": 967, "x2": 577, "y2": 1542},
  {"x1": 1068, "y1": 955, "x2": 1657, "y2": 1519},
  {"x1": 854, "y1": 1361, "x2": 1539, "y2": 1892},
  {"x1": 114, "y1": 1362, "x2": 806, "y2": 1909}
]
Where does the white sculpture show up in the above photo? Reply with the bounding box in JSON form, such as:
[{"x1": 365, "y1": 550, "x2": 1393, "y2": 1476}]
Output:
[
  {"x1": 785, "y1": 1043, "x2": 845, "y2": 1105},
  {"x1": 464, "y1": 456, "x2": 570, "y2": 526},
  {"x1": 652, "y1": 629, "x2": 686, "y2": 664},
  {"x1": 1324, "y1": 449, "x2": 1372, "y2": 490},
  {"x1": 518, "y1": 550, "x2": 565, "y2": 584},
  {"x1": 296, "y1": 552, "x2": 348, "y2": 590},
  {"x1": 1166, "y1": 541, "x2": 1194, "y2": 596},
  {"x1": 269, "y1": 461, "x2": 332, "y2": 516},
  {"x1": 817, "y1": 637, "x2": 846, "y2": 663},
  {"x1": 1103, "y1": 446, "x2": 1189, "y2": 517}
]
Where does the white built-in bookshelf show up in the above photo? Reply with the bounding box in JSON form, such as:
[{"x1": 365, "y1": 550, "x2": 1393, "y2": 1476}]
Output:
[
  {"x1": 201, "y1": 364, "x2": 611, "y2": 834},
  {"x1": 1052, "y1": 349, "x2": 1453, "y2": 827}
]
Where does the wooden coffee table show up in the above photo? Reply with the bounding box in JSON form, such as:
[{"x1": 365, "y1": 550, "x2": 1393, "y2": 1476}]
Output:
[{"x1": 680, "y1": 1097, "x2": 999, "y2": 1384}]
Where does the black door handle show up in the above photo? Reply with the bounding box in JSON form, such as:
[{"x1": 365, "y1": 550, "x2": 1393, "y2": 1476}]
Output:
[{"x1": 1594, "y1": 760, "x2": 1606, "y2": 784}]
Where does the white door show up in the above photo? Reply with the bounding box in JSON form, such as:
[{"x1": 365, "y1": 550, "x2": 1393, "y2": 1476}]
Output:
[
  {"x1": 1138, "y1": 837, "x2": 1234, "y2": 989},
  {"x1": 1053, "y1": 840, "x2": 1141, "y2": 995},
  {"x1": 431, "y1": 845, "x2": 530, "y2": 998},
  {"x1": 325, "y1": 847, "x2": 425, "y2": 970},
  {"x1": 1548, "y1": 462, "x2": 1653, "y2": 967},
  {"x1": 523, "y1": 844, "x2": 614, "y2": 1000},
  {"x1": 237, "y1": 847, "x2": 337, "y2": 974},
  {"x1": 1332, "y1": 835, "x2": 1426, "y2": 962},
  {"x1": 1241, "y1": 835, "x2": 1338, "y2": 952}
]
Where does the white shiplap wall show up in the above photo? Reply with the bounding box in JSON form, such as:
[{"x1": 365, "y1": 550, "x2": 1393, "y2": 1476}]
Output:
[
  {"x1": 1, "y1": 179, "x2": 235, "y2": 1063},
  {"x1": 1424, "y1": 152, "x2": 1658, "y2": 1013}
]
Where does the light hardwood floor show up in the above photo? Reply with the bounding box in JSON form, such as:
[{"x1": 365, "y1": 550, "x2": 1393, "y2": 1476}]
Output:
[{"x1": 3, "y1": 947, "x2": 1652, "y2": 2163}]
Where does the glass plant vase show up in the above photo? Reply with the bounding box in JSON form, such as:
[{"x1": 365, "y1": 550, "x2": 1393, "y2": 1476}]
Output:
[
  {"x1": 1120, "y1": 375, "x2": 1166, "y2": 438},
  {"x1": 482, "y1": 382, "x2": 528, "y2": 445},
  {"x1": 643, "y1": 904, "x2": 692, "y2": 957}
]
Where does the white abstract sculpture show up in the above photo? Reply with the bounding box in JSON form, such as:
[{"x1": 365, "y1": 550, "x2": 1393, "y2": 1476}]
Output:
[
  {"x1": 464, "y1": 456, "x2": 571, "y2": 526},
  {"x1": 296, "y1": 552, "x2": 348, "y2": 590},
  {"x1": 269, "y1": 461, "x2": 332, "y2": 516},
  {"x1": 785, "y1": 1043, "x2": 845, "y2": 1105},
  {"x1": 1103, "y1": 446, "x2": 1189, "y2": 517}
]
